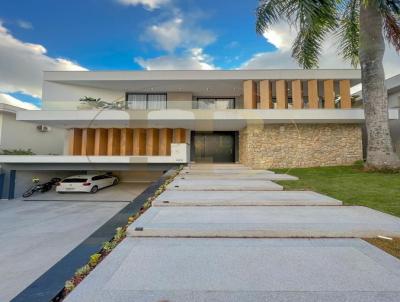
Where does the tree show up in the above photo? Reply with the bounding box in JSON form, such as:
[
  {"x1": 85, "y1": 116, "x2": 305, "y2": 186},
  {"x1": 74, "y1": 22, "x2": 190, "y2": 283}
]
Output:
[{"x1": 256, "y1": 0, "x2": 400, "y2": 169}]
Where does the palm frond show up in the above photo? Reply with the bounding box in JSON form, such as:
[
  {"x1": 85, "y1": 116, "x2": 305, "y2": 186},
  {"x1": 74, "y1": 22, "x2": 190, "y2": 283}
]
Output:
[
  {"x1": 337, "y1": 0, "x2": 360, "y2": 67},
  {"x1": 383, "y1": 12, "x2": 400, "y2": 52}
]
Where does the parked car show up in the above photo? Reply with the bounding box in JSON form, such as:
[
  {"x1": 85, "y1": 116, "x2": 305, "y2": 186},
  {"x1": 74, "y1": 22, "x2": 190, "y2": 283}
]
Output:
[{"x1": 56, "y1": 174, "x2": 119, "y2": 193}]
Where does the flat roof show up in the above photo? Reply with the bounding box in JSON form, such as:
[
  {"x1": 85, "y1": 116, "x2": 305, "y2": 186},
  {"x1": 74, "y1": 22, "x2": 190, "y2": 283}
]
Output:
[{"x1": 44, "y1": 69, "x2": 361, "y2": 83}]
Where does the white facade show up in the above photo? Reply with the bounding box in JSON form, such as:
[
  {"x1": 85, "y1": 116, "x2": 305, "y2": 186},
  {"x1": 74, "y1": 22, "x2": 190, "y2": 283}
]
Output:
[{"x1": 0, "y1": 103, "x2": 65, "y2": 155}]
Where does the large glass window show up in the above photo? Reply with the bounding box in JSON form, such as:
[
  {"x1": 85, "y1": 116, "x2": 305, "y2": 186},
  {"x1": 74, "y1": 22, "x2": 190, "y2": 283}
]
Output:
[
  {"x1": 195, "y1": 98, "x2": 235, "y2": 109},
  {"x1": 126, "y1": 94, "x2": 167, "y2": 110}
]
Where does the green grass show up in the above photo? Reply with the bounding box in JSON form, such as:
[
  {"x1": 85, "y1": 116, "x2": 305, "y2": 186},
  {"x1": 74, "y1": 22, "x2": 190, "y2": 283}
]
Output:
[{"x1": 274, "y1": 164, "x2": 400, "y2": 218}]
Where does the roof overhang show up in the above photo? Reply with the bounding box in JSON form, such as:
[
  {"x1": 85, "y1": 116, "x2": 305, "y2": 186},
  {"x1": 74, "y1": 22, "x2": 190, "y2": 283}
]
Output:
[
  {"x1": 43, "y1": 70, "x2": 362, "y2": 96},
  {"x1": 17, "y1": 109, "x2": 399, "y2": 131}
]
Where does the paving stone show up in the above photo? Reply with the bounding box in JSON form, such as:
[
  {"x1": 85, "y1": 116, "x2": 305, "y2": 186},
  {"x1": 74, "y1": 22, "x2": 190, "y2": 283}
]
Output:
[
  {"x1": 153, "y1": 190, "x2": 342, "y2": 206},
  {"x1": 64, "y1": 238, "x2": 400, "y2": 302},
  {"x1": 166, "y1": 179, "x2": 283, "y2": 191},
  {"x1": 179, "y1": 173, "x2": 298, "y2": 180},
  {"x1": 127, "y1": 206, "x2": 400, "y2": 238}
]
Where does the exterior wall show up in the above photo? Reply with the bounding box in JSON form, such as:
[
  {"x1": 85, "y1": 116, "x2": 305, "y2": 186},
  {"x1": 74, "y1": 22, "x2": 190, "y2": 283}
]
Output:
[
  {"x1": 239, "y1": 124, "x2": 363, "y2": 168},
  {"x1": 0, "y1": 112, "x2": 65, "y2": 155},
  {"x1": 42, "y1": 82, "x2": 124, "y2": 110},
  {"x1": 389, "y1": 90, "x2": 400, "y2": 155}
]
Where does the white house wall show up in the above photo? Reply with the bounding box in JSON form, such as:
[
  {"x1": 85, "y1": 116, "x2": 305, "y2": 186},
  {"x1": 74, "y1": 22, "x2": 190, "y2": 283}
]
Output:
[
  {"x1": 389, "y1": 90, "x2": 400, "y2": 155},
  {"x1": 42, "y1": 81, "x2": 125, "y2": 110},
  {"x1": 0, "y1": 112, "x2": 65, "y2": 155}
]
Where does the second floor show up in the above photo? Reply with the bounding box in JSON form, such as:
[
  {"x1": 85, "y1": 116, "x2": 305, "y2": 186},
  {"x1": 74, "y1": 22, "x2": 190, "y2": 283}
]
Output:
[{"x1": 41, "y1": 69, "x2": 361, "y2": 111}]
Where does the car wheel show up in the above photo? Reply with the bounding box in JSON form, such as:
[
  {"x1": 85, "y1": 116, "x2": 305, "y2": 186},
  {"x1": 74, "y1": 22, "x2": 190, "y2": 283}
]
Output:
[
  {"x1": 90, "y1": 186, "x2": 99, "y2": 194},
  {"x1": 112, "y1": 178, "x2": 119, "y2": 186}
]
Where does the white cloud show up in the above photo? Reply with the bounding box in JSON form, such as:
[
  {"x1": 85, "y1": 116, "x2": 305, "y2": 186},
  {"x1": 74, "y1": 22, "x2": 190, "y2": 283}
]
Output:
[
  {"x1": 117, "y1": 0, "x2": 170, "y2": 10},
  {"x1": 0, "y1": 22, "x2": 87, "y2": 98},
  {"x1": 135, "y1": 48, "x2": 217, "y2": 70},
  {"x1": 17, "y1": 20, "x2": 33, "y2": 30},
  {"x1": 0, "y1": 93, "x2": 39, "y2": 110},
  {"x1": 241, "y1": 22, "x2": 400, "y2": 78},
  {"x1": 144, "y1": 14, "x2": 216, "y2": 52}
]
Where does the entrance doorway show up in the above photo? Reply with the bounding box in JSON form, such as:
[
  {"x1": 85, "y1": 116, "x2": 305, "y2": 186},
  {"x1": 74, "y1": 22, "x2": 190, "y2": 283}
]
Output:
[{"x1": 191, "y1": 132, "x2": 236, "y2": 163}]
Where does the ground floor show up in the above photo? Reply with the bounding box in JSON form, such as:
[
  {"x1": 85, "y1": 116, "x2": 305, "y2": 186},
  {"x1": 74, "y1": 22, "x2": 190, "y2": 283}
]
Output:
[{"x1": 0, "y1": 123, "x2": 365, "y2": 199}]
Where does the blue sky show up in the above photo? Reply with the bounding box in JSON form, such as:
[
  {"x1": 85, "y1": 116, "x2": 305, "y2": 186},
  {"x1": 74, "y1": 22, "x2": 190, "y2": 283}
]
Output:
[
  {"x1": 1, "y1": 0, "x2": 274, "y2": 70},
  {"x1": 0, "y1": 0, "x2": 399, "y2": 108}
]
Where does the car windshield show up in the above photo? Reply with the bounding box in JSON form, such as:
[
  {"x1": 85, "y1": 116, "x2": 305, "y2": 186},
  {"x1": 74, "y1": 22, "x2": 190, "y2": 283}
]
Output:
[{"x1": 62, "y1": 178, "x2": 87, "y2": 183}]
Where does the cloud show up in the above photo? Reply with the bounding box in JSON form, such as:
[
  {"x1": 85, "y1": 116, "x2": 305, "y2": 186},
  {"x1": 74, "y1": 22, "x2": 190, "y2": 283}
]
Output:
[
  {"x1": 143, "y1": 14, "x2": 216, "y2": 52},
  {"x1": 0, "y1": 93, "x2": 39, "y2": 110},
  {"x1": 117, "y1": 0, "x2": 170, "y2": 10},
  {"x1": 241, "y1": 22, "x2": 400, "y2": 78},
  {"x1": 17, "y1": 20, "x2": 33, "y2": 30},
  {"x1": 135, "y1": 48, "x2": 217, "y2": 70},
  {"x1": 0, "y1": 22, "x2": 87, "y2": 98}
]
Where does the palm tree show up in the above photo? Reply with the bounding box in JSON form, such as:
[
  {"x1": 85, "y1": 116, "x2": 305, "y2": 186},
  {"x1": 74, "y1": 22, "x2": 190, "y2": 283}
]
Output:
[{"x1": 256, "y1": 0, "x2": 400, "y2": 169}]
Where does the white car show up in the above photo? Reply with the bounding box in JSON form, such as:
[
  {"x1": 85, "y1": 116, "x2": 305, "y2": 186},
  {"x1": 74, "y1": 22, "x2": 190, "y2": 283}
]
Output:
[{"x1": 56, "y1": 174, "x2": 119, "y2": 193}]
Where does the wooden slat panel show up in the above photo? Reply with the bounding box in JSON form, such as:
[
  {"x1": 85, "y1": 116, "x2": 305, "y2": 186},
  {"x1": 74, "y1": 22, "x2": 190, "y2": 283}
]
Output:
[
  {"x1": 94, "y1": 128, "x2": 108, "y2": 155},
  {"x1": 259, "y1": 80, "x2": 273, "y2": 109},
  {"x1": 107, "y1": 128, "x2": 121, "y2": 155},
  {"x1": 173, "y1": 128, "x2": 187, "y2": 143},
  {"x1": 81, "y1": 128, "x2": 95, "y2": 155},
  {"x1": 243, "y1": 80, "x2": 257, "y2": 109},
  {"x1": 133, "y1": 129, "x2": 146, "y2": 156},
  {"x1": 276, "y1": 80, "x2": 288, "y2": 109},
  {"x1": 292, "y1": 80, "x2": 303, "y2": 109},
  {"x1": 308, "y1": 80, "x2": 319, "y2": 109},
  {"x1": 68, "y1": 128, "x2": 82, "y2": 155},
  {"x1": 120, "y1": 128, "x2": 133, "y2": 156},
  {"x1": 146, "y1": 128, "x2": 159, "y2": 156},
  {"x1": 159, "y1": 128, "x2": 173, "y2": 156},
  {"x1": 324, "y1": 80, "x2": 335, "y2": 109},
  {"x1": 339, "y1": 79, "x2": 351, "y2": 109}
]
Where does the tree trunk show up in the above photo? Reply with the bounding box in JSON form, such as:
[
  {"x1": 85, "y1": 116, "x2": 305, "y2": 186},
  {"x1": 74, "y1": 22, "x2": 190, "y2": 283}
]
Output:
[{"x1": 359, "y1": 1, "x2": 400, "y2": 169}]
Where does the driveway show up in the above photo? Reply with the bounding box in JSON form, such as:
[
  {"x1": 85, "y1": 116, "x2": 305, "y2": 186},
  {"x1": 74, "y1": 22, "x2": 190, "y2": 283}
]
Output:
[{"x1": 0, "y1": 199, "x2": 129, "y2": 301}]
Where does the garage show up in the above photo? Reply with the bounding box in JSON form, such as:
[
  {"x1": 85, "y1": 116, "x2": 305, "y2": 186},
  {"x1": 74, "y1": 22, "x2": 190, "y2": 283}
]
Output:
[{"x1": 15, "y1": 170, "x2": 163, "y2": 202}]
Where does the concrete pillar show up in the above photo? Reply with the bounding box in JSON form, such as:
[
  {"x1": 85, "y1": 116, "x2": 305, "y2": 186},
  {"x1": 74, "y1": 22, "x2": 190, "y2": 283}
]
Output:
[
  {"x1": 120, "y1": 128, "x2": 133, "y2": 156},
  {"x1": 243, "y1": 80, "x2": 257, "y2": 109},
  {"x1": 107, "y1": 128, "x2": 121, "y2": 156},
  {"x1": 308, "y1": 80, "x2": 319, "y2": 109},
  {"x1": 94, "y1": 128, "x2": 108, "y2": 156},
  {"x1": 276, "y1": 80, "x2": 288, "y2": 109},
  {"x1": 324, "y1": 80, "x2": 335, "y2": 109},
  {"x1": 339, "y1": 80, "x2": 351, "y2": 109},
  {"x1": 292, "y1": 80, "x2": 303, "y2": 109},
  {"x1": 259, "y1": 80, "x2": 273, "y2": 109}
]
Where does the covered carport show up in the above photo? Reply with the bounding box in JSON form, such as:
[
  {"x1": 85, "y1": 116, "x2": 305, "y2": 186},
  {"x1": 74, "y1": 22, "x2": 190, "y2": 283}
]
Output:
[{"x1": 1, "y1": 161, "x2": 178, "y2": 200}]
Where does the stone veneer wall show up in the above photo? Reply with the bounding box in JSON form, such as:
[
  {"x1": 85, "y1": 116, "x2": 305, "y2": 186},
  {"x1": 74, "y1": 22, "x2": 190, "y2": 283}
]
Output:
[{"x1": 239, "y1": 124, "x2": 363, "y2": 168}]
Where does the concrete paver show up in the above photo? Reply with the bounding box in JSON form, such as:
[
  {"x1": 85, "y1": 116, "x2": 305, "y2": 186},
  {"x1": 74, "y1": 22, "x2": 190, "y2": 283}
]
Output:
[
  {"x1": 64, "y1": 238, "x2": 400, "y2": 302},
  {"x1": 180, "y1": 173, "x2": 298, "y2": 180},
  {"x1": 153, "y1": 190, "x2": 342, "y2": 206},
  {"x1": 167, "y1": 179, "x2": 283, "y2": 191},
  {"x1": 127, "y1": 206, "x2": 400, "y2": 238},
  {"x1": 0, "y1": 200, "x2": 128, "y2": 302}
]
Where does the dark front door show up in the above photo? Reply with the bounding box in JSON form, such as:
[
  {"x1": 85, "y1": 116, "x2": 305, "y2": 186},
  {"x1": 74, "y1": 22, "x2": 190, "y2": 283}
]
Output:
[{"x1": 192, "y1": 132, "x2": 235, "y2": 163}]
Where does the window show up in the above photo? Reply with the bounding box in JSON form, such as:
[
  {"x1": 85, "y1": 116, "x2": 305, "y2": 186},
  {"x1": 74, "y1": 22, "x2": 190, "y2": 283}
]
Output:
[
  {"x1": 126, "y1": 93, "x2": 167, "y2": 110},
  {"x1": 195, "y1": 98, "x2": 235, "y2": 109}
]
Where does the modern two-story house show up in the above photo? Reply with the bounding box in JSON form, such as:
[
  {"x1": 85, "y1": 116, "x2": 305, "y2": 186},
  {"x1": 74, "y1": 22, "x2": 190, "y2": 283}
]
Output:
[{"x1": 1, "y1": 69, "x2": 399, "y2": 198}]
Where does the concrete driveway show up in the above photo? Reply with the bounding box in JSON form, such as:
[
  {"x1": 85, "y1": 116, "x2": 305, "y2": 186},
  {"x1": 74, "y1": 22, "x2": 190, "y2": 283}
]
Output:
[
  {"x1": 0, "y1": 199, "x2": 129, "y2": 301},
  {"x1": 23, "y1": 182, "x2": 150, "y2": 202}
]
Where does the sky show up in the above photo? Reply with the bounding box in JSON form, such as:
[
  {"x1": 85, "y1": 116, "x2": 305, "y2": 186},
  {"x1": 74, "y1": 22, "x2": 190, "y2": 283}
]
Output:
[{"x1": 0, "y1": 0, "x2": 399, "y2": 109}]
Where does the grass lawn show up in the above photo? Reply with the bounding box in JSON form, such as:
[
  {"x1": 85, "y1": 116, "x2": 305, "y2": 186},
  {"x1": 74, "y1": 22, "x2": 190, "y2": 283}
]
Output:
[
  {"x1": 274, "y1": 164, "x2": 400, "y2": 259},
  {"x1": 274, "y1": 164, "x2": 400, "y2": 218}
]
